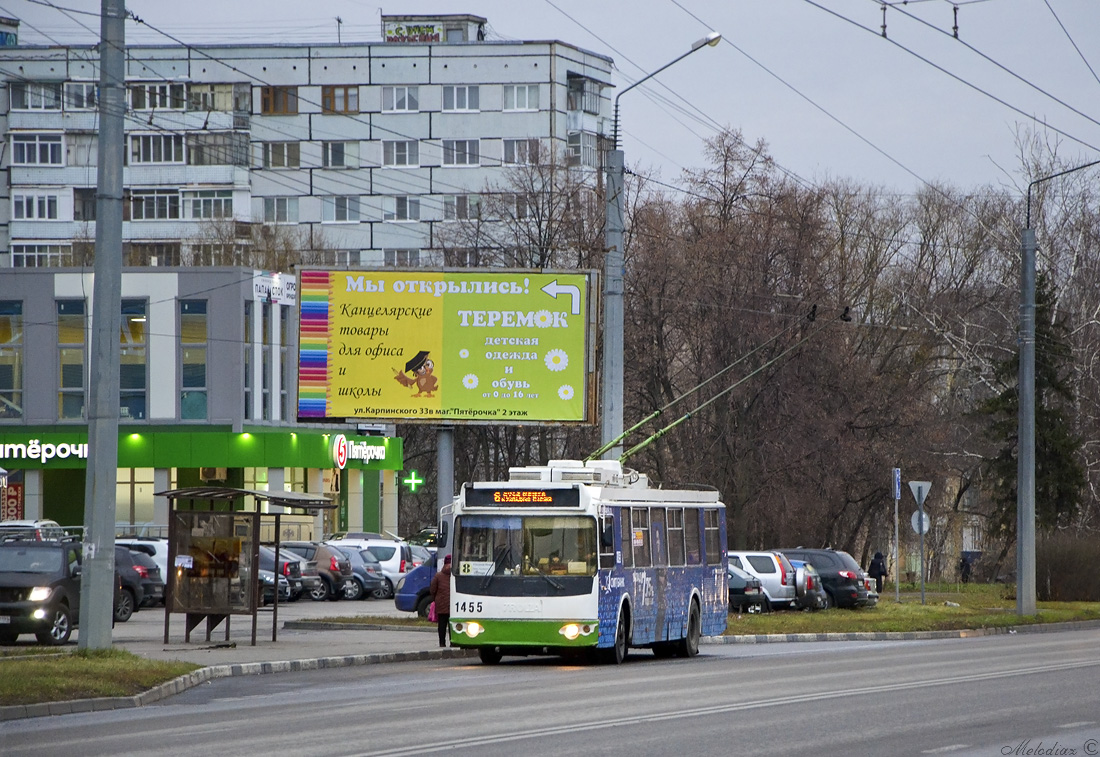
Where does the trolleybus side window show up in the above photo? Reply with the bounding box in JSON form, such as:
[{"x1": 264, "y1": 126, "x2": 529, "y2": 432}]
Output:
[
  {"x1": 703, "y1": 508, "x2": 721, "y2": 566},
  {"x1": 685, "y1": 509, "x2": 702, "y2": 565},
  {"x1": 619, "y1": 509, "x2": 632, "y2": 568},
  {"x1": 631, "y1": 508, "x2": 651, "y2": 567},
  {"x1": 667, "y1": 508, "x2": 685, "y2": 567},
  {"x1": 650, "y1": 507, "x2": 668, "y2": 567},
  {"x1": 599, "y1": 512, "x2": 615, "y2": 567}
]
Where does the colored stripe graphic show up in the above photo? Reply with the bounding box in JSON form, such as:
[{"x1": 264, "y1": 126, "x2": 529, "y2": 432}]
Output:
[{"x1": 297, "y1": 270, "x2": 332, "y2": 418}]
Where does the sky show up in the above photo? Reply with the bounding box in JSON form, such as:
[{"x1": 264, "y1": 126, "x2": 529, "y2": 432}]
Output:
[{"x1": 9, "y1": 0, "x2": 1100, "y2": 197}]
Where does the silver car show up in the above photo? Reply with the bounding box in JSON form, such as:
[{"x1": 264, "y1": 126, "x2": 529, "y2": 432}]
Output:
[{"x1": 727, "y1": 550, "x2": 797, "y2": 611}]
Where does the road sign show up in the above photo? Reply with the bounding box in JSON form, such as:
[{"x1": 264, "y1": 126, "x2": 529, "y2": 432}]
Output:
[
  {"x1": 893, "y1": 468, "x2": 901, "y2": 500},
  {"x1": 909, "y1": 480, "x2": 931, "y2": 507},
  {"x1": 911, "y1": 509, "x2": 931, "y2": 534}
]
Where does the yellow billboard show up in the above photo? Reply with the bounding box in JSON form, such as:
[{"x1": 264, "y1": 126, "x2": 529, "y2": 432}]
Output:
[{"x1": 297, "y1": 269, "x2": 597, "y2": 424}]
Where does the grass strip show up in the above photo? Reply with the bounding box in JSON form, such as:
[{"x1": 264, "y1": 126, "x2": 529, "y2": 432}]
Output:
[{"x1": 0, "y1": 648, "x2": 199, "y2": 707}]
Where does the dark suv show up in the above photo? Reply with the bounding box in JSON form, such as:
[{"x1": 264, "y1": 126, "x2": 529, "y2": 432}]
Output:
[
  {"x1": 281, "y1": 541, "x2": 352, "y2": 601},
  {"x1": 0, "y1": 539, "x2": 84, "y2": 645},
  {"x1": 778, "y1": 548, "x2": 872, "y2": 609}
]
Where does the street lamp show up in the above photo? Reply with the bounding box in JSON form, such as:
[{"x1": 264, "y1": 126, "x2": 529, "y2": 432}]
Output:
[
  {"x1": 1017, "y1": 158, "x2": 1100, "y2": 617},
  {"x1": 601, "y1": 31, "x2": 721, "y2": 459}
]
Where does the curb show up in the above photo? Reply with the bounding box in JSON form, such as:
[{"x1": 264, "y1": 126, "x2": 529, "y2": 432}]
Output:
[
  {"x1": 0, "y1": 647, "x2": 476, "y2": 722},
  {"x1": 283, "y1": 621, "x2": 435, "y2": 632},
  {"x1": 703, "y1": 617, "x2": 1100, "y2": 644}
]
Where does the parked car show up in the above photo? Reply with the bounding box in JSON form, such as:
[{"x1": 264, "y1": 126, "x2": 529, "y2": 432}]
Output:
[
  {"x1": 409, "y1": 544, "x2": 432, "y2": 568},
  {"x1": 862, "y1": 575, "x2": 880, "y2": 607},
  {"x1": 406, "y1": 526, "x2": 439, "y2": 550},
  {"x1": 325, "y1": 537, "x2": 412, "y2": 599},
  {"x1": 114, "y1": 546, "x2": 164, "y2": 608},
  {"x1": 394, "y1": 559, "x2": 436, "y2": 617},
  {"x1": 727, "y1": 550, "x2": 797, "y2": 611},
  {"x1": 113, "y1": 546, "x2": 147, "y2": 621},
  {"x1": 331, "y1": 546, "x2": 386, "y2": 600},
  {"x1": 280, "y1": 541, "x2": 352, "y2": 601},
  {"x1": 789, "y1": 559, "x2": 827, "y2": 611},
  {"x1": 0, "y1": 519, "x2": 66, "y2": 541},
  {"x1": 258, "y1": 569, "x2": 292, "y2": 605},
  {"x1": 779, "y1": 548, "x2": 873, "y2": 609},
  {"x1": 115, "y1": 537, "x2": 170, "y2": 583},
  {"x1": 727, "y1": 565, "x2": 766, "y2": 614}
]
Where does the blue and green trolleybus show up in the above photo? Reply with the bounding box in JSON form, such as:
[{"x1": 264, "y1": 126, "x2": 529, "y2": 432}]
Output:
[{"x1": 449, "y1": 459, "x2": 727, "y2": 664}]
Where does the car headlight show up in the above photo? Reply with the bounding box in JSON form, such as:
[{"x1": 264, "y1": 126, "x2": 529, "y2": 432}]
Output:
[
  {"x1": 260, "y1": 574, "x2": 274, "y2": 584},
  {"x1": 29, "y1": 586, "x2": 52, "y2": 602}
]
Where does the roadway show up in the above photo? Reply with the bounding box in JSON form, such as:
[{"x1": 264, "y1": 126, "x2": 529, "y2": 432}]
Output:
[{"x1": 3, "y1": 615, "x2": 1098, "y2": 757}]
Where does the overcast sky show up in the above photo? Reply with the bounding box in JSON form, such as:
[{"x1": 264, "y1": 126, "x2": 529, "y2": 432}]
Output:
[{"x1": 10, "y1": 0, "x2": 1100, "y2": 196}]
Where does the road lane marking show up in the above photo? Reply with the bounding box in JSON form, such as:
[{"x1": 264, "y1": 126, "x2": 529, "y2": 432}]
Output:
[
  {"x1": 921, "y1": 746, "x2": 970, "y2": 753},
  {"x1": 1057, "y1": 721, "x2": 1096, "y2": 728},
  {"x1": 355, "y1": 656, "x2": 1100, "y2": 757}
]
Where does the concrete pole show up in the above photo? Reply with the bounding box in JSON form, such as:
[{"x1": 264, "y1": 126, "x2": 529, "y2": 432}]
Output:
[
  {"x1": 601, "y1": 148, "x2": 625, "y2": 459},
  {"x1": 1017, "y1": 227, "x2": 1037, "y2": 616},
  {"x1": 79, "y1": 0, "x2": 125, "y2": 650}
]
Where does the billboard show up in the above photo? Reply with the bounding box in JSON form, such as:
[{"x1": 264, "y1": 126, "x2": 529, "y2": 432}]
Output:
[{"x1": 297, "y1": 269, "x2": 597, "y2": 424}]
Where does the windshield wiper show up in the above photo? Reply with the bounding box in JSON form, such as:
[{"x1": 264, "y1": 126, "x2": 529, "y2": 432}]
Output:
[
  {"x1": 479, "y1": 548, "x2": 514, "y2": 590},
  {"x1": 537, "y1": 572, "x2": 563, "y2": 591}
]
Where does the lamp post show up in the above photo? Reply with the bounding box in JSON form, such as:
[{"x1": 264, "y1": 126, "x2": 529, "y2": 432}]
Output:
[
  {"x1": 601, "y1": 31, "x2": 721, "y2": 458},
  {"x1": 1017, "y1": 158, "x2": 1100, "y2": 617}
]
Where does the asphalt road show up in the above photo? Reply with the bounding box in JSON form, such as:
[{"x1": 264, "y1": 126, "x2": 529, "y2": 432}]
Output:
[{"x1": 4, "y1": 627, "x2": 1099, "y2": 756}]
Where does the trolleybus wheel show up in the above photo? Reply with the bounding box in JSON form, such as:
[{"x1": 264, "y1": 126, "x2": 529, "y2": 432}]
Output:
[
  {"x1": 677, "y1": 600, "x2": 700, "y2": 658},
  {"x1": 607, "y1": 608, "x2": 629, "y2": 664},
  {"x1": 478, "y1": 647, "x2": 503, "y2": 665}
]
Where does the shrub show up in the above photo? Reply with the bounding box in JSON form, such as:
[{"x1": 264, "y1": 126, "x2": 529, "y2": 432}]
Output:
[{"x1": 1036, "y1": 533, "x2": 1100, "y2": 601}]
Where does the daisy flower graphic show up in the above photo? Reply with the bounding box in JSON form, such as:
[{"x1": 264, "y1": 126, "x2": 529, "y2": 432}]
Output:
[
  {"x1": 558, "y1": 385, "x2": 574, "y2": 400},
  {"x1": 544, "y1": 348, "x2": 568, "y2": 372},
  {"x1": 459, "y1": 348, "x2": 470, "y2": 359},
  {"x1": 463, "y1": 374, "x2": 479, "y2": 389},
  {"x1": 534, "y1": 310, "x2": 553, "y2": 328}
]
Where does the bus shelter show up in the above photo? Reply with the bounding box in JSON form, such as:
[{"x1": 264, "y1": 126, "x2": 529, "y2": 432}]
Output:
[{"x1": 157, "y1": 487, "x2": 333, "y2": 646}]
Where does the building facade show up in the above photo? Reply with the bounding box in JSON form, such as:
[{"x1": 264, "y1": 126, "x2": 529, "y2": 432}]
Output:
[{"x1": 0, "y1": 14, "x2": 613, "y2": 268}]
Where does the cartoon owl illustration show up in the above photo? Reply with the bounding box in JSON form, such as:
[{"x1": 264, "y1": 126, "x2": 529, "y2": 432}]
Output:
[{"x1": 394, "y1": 350, "x2": 438, "y2": 397}]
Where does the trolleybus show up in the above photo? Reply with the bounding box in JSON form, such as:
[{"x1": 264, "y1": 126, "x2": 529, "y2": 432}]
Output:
[{"x1": 449, "y1": 459, "x2": 727, "y2": 664}]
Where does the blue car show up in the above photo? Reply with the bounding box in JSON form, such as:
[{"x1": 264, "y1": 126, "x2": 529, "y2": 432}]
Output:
[{"x1": 394, "y1": 559, "x2": 436, "y2": 617}]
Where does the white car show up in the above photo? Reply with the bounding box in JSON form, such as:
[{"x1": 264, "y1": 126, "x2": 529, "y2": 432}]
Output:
[
  {"x1": 727, "y1": 550, "x2": 797, "y2": 611},
  {"x1": 324, "y1": 537, "x2": 412, "y2": 599},
  {"x1": 0, "y1": 519, "x2": 66, "y2": 541}
]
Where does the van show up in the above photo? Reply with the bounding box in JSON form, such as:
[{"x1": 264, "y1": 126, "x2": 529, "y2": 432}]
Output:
[{"x1": 726, "y1": 550, "x2": 797, "y2": 610}]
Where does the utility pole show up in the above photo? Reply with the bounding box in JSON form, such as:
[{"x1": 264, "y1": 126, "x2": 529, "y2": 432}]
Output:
[{"x1": 79, "y1": 0, "x2": 125, "y2": 649}]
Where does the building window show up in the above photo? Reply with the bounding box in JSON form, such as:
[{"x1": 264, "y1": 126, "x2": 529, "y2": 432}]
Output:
[
  {"x1": 12, "y1": 134, "x2": 63, "y2": 166},
  {"x1": 443, "y1": 247, "x2": 481, "y2": 267},
  {"x1": 503, "y1": 138, "x2": 540, "y2": 165},
  {"x1": 66, "y1": 133, "x2": 98, "y2": 167},
  {"x1": 442, "y1": 85, "x2": 479, "y2": 112},
  {"x1": 260, "y1": 86, "x2": 298, "y2": 115},
  {"x1": 64, "y1": 82, "x2": 98, "y2": 110},
  {"x1": 129, "y1": 83, "x2": 185, "y2": 110},
  {"x1": 322, "y1": 141, "x2": 358, "y2": 168},
  {"x1": 243, "y1": 300, "x2": 252, "y2": 420},
  {"x1": 568, "y1": 131, "x2": 598, "y2": 167},
  {"x1": 442, "y1": 139, "x2": 479, "y2": 166},
  {"x1": 0, "y1": 302, "x2": 23, "y2": 420},
  {"x1": 382, "y1": 140, "x2": 419, "y2": 167},
  {"x1": 180, "y1": 300, "x2": 207, "y2": 420},
  {"x1": 383, "y1": 196, "x2": 420, "y2": 222},
  {"x1": 13, "y1": 193, "x2": 60, "y2": 221},
  {"x1": 120, "y1": 300, "x2": 147, "y2": 420},
  {"x1": 260, "y1": 142, "x2": 300, "y2": 169},
  {"x1": 384, "y1": 249, "x2": 420, "y2": 267},
  {"x1": 11, "y1": 244, "x2": 72, "y2": 267},
  {"x1": 322, "y1": 85, "x2": 359, "y2": 114},
  {"x1": 261, "y1": 301, "x2": 272, "y2": 420},
  {"x1": 567, "y1": 76, "x2": 601, "y2": 115},
  {"x1": 188, "y1": 83, "x2": 236, "y2": 112},
  {"x1": 321, "y1": 196, "x2": 361, "y2": 223},
  {"x1": 443, "y1": 194, "x2": 480, "y2": 221},
  {"x1": 11, "y1": 82, "x2": 62, "y2": 110},
  {"x1": 129, "y1": 190, "x2": 181, "y2": 220},
  {"x1": 57, "y1": 300, "x2": 86, "y2": 420},
  {"x1": 130, "y1": 134, "x2": 185, "y2": 164},
  {"x1": 187, "y1": 132, "x2": 248, "y2": 166},
  {"x1": 503, "y1": 193, "x2": 530, "y2": 219},
  {"x1": 381, "y1": 86, "x2": 418, "y2": 112},
  {"x1": 188, "y1": 243, "x2": 244, "y2": 266},
  {"x1": 74, "y1": 188, "x2": 96, "y2": 222},
  {"x1": 183, "y1": 190, "x2": 233, "y2": 219},
  {"x1": 263, "y1": 197, "x2": 299, "y2": 224},
  {"x1": 124, "y1": 242, "x2": 180, "y2": 266},
  {"x1": 503, "y1": 84, "x2": 539, "y2": 111}
]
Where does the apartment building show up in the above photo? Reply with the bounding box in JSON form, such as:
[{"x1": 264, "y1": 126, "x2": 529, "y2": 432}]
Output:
[{"x1": 0, "y1": 14, "x2": 613, "y2": 268}]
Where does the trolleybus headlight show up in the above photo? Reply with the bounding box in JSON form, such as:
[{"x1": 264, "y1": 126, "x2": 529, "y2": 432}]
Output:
[
  {"x1": 464, "y1": 621, "x2": 483, "y2": 638},
  {"x1": 559, "y1": 623, "x2": 581, "y2": 640}
]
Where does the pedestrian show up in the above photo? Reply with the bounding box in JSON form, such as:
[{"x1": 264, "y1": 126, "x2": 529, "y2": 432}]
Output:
[
  {"x1": 959, "y1": 555, "x2": 972, "y2": 584},
  {"x1": 868, "y1": 551, "x2": 887, "y2": 594},
  {"x1": 429, "y1": 553, "x2": 452, "y2": 648}
]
